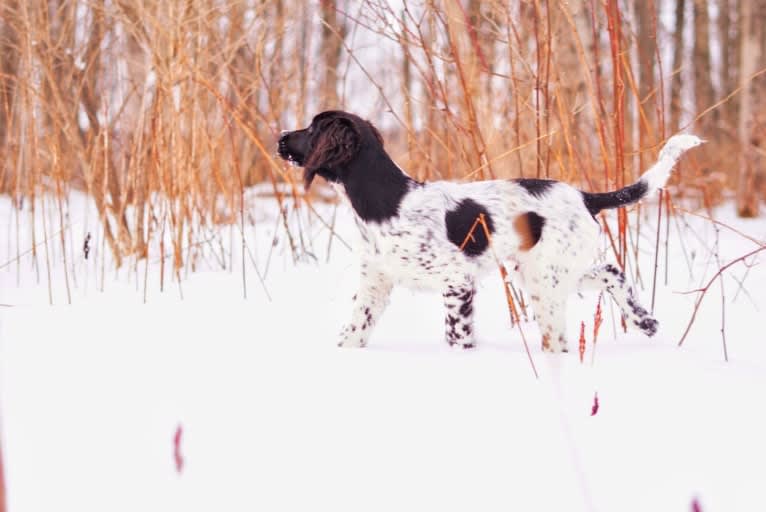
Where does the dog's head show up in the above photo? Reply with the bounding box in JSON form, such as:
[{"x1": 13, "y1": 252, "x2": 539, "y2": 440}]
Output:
[{"x1": 278, "y1": 110, "x2": 384, "y2": 189}]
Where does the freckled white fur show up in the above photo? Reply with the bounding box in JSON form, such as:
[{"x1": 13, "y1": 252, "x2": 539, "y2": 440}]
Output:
[
  {"x1": 339, "y1": 180, "x2": 599, "y2": 352},
  {"x1": 337, "y1": 135, "x2": 703, "y2": 352}
]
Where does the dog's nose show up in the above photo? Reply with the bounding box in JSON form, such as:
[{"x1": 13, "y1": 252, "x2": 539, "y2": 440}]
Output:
[{"x1": 277, "y1": 132, "x2": 290, "y2": 158}]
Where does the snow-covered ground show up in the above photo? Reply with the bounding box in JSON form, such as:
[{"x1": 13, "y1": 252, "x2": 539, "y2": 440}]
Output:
[{"x1": 1, "y1": 192, "x2": 765, "y2": 512}]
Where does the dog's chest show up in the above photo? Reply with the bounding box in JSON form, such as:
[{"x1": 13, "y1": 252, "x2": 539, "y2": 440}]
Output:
[{"x1": 354, "y1": 215, "x2": 478, "y2": 290}]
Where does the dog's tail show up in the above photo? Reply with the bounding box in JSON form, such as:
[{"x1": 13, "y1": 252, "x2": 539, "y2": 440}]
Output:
[{"x1": 581, "y1": 134, "x2": 704, "y2": 216}]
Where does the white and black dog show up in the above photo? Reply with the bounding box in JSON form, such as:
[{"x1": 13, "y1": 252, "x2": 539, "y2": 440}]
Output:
[{"x1": 278, "y1": 110, "x2": 703, "y2": 352}]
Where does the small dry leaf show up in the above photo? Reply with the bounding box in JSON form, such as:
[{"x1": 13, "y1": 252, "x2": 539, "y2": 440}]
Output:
[
  {"x1": 173, "y1": 424, "x2": 184, "y2": 474},
  {"x1": 593, "y1": 294, "x2": 603, "y2": 344}
]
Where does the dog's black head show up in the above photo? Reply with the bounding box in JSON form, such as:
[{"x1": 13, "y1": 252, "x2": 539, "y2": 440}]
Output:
[{"x1": 278, "y1": 110, "x2": 383, "y2": 189}]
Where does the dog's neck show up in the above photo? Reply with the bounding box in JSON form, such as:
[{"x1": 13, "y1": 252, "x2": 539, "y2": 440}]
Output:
[{"x1": 339, "y1": 145, "x2": 418, "y2": 224}]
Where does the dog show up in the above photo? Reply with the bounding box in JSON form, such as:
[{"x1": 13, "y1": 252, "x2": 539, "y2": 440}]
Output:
[{"x1": 278, "y1": 110, "x2": 703, "y2": 352}]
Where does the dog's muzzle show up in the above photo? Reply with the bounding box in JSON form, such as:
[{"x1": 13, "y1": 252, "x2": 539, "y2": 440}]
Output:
[{"x1": 277, "y1": 133, "x2": 290, "y2": 161}]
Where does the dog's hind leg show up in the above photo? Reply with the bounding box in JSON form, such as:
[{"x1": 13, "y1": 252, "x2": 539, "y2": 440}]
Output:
[
  {"x1": 527, "y1": 290, "x2": 569, "y2": 353},
  {"x1": 515, "y1": 255, "x2": 576, "y2": 353},
  {"x1": 338, "y1": 266, "x2": 393, "y2": 348},
  {"x1": 443, "y1": 277, "x2": 476, "y2": 348},
  {"x1": 579, "y1": 264, "x2": 658, "y2": 337}
]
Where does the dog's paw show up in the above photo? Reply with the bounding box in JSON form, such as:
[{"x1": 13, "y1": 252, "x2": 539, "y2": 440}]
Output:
[
  {"x1": 637, "y1": 316, "x2": 659, "y2": 337},
  {"x1": 338, "y1": 339, "x2": 366, "y2": 348},
  {"x1": 541, "y1": 335, "x2": 567, "y2": 353},
  {"x1": 447, "y1": 339, "x2": 476, "y2": 350},
  {"x1": 338, "y1": 325, "x2": 367, "y2": 348}
]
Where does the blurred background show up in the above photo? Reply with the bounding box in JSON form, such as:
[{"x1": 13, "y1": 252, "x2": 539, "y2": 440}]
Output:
[{"x1": 0, "y1": 0, "x2": 764, "y2": 271}]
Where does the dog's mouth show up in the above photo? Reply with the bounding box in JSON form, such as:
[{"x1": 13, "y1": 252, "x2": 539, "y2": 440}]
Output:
[
  {"x1": 277, "y1": 137, "x2": 315, "y2": 190},
  {"x1": 280, "y1": 152, "x2": 303, "y2": 167},
  {"x1": 277, "y1": 134, "x2": 305, "y2": 168},
  {"x1": 277, "y1": 132, "x2": 319, "y2": 190}
]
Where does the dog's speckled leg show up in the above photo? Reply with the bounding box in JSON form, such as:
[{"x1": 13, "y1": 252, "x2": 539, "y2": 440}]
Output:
[
  {"x1": 529, "y1": 294, "x2": 568, "y2": 353},
  {"x1": 442, "y1": 278, "x2": 476, "y2": 349},
  {"x1": 338, "y1": 267, "x2": 393, "y2": 348}
]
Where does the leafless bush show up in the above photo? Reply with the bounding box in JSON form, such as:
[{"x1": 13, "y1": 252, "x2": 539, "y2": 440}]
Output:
[{"x1": 0, "y1": 0, "x2": 761, "y2": 275}]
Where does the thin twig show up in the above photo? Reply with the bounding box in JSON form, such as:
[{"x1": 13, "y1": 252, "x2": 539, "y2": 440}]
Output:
[
  {"x1": 677, "y1": 246, "x2": 766, "y2": 348},
  {"x1": 650, "y1": 189, "x2": 663, "y2": 313}
]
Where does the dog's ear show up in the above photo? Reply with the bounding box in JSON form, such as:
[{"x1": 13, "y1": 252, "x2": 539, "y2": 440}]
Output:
[{"x1": 303, "y1": 117, "x2": 360, "y2": 188}]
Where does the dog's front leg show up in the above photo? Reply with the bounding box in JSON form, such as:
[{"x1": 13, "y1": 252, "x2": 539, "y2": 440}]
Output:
[
  {"x1": 443, "y1": 279, "x2": 477, "y2": 349},
  {"x1": 338, "y1": 266, "x2": 393, "y2": 348}
]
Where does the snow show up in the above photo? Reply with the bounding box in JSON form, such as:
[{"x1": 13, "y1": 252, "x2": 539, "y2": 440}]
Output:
[{"x1": 1, "y1": 192, "x2": 765, "y2": 512}]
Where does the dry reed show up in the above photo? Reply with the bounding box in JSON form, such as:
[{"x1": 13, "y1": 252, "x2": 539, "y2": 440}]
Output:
[{"x1": 0, "y1": 0, "x2": 758, "y2": 287}]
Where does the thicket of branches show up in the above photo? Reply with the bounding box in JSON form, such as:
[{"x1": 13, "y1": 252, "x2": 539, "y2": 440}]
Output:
[{"x1": 0, "y1": 0, "x2": 764, "y2": 271}]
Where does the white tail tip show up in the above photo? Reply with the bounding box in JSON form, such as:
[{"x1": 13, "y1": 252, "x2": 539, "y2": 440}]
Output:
[
  {"x1": 659, "y1": 134, "x2": 705, "y2": 161},
  {"x1": 641, "y1": 134, "x2": 704, "y2": 194}
]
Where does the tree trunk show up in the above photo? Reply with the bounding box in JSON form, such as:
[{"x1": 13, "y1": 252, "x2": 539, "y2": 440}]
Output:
[
  {"x1": 669, "y1": 0, "x2": 686, "y2": 132},
  {"x1": 693, "y1": 0, "x2": 715, "y2": 136},
  {"x1": 635, "y1": 0, "x2": 656, "y2": 160},
  {"x1": 296, "y1": 0, "x2": 310, "y2": 124},
  {"x1": 319, "y1": 0, "x2": 344, "y2": 108},
  {"x1": 737, "y1": 0, "x2": 759, "y2": 217},
  {"x1": 718, "y1": 0, "x2": 739, "y2": 130},
  {"x1": 553, "y1": 0, "x2": 588, "y2": 177},
  {"x1": 401, "y1": 10, "x2": 414, "y2": 175}
]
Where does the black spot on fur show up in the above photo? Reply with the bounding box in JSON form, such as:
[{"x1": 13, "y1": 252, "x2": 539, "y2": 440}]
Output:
[
  {"x1": 513, "y1": 179, "x2": 556, "y2": 198},
  {"x1": 605, "y1": 265, "x2": 627, "y2": 285},
  {"x1": 445, "y1": 199, "x2": 495, "y2": 257},
  {"x1": 581, "y1": 180, "x2": 649, "y2": 216},
  {"x1": 529, "y1": 212, "x2": 545, "y2": 244},
  {"x1": 517, "y1": 211, "x2": 545, "y2": 249},
  {"x1": 627, "y1": 296, "x2": 648, "y2": 318}
]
